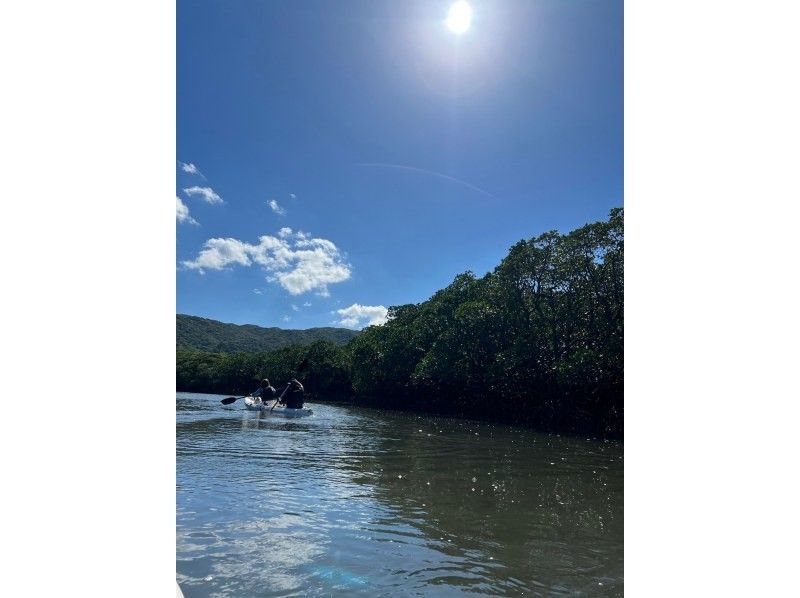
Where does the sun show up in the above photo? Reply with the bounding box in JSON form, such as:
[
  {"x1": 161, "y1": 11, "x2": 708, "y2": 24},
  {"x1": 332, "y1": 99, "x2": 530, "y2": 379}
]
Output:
[{"x1": 446, "y1": 1, "x2": 472, "y2": 35}]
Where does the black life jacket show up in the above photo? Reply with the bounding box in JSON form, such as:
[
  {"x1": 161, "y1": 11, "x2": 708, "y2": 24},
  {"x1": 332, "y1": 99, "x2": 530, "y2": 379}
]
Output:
[{"x1": 284, "y1": 385, "x2": 304, "y2": 408}]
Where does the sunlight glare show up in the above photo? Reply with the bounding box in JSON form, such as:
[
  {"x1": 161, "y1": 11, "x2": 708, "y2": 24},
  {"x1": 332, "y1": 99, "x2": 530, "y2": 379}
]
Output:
[{"x1": 446, "y1": 1, "x2": 472, "y2": 35}]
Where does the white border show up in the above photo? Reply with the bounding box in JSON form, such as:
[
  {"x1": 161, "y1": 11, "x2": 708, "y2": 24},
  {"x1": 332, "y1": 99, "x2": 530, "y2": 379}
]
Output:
[
  {"x1": 3, "y1": 1, "x2": 175, "y2": 595},
  {"x1": 626, "y1": 0, "x2": 800, "y2": 594}
]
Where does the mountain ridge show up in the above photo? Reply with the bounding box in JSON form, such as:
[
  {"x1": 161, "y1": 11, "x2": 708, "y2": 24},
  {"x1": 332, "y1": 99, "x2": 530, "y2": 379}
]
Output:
[{"x1": 177, "y1": 314, "x2": 358, "y2": 352}]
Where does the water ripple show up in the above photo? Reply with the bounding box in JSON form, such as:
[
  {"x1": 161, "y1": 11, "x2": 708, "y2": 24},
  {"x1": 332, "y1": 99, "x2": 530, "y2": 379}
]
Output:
[{"x1": 177, "y1": 392, "x2": 623, "y2": 596}]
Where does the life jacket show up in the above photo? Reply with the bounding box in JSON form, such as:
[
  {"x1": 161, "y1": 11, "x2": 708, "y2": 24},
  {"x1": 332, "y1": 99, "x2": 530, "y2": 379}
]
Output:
[{"x1": 284, "y1": 385, "x2": 304, "y2": 408}]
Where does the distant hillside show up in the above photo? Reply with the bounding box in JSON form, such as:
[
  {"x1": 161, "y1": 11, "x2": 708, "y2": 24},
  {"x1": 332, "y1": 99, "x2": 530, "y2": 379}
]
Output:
[{"x1": 177, "y1": 314, "x2": 358, "y2": 352}]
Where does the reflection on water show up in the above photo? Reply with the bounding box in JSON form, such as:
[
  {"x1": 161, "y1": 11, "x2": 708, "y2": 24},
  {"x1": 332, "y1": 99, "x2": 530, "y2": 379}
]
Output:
[{"x1": 177, "y1": 392, "x2": 623, "y2": 596}]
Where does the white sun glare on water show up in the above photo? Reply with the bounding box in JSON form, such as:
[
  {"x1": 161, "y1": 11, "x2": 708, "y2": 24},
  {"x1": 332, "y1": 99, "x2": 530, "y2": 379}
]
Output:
[{"x1": 446, "y1": 1, "x2": 472, "y2": 34}]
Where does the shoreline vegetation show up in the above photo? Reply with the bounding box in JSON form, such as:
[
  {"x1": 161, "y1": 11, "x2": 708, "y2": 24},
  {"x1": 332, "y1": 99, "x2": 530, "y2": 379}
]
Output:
[{"x1": 177, "y1": 209, "x2": 623, "y2": 438}]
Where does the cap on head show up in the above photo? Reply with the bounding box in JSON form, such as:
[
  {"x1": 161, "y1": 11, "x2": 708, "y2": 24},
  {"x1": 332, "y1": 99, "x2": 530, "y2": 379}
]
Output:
[{"x1": 262, "y1": 378, "x2": 270, "y2": 386}]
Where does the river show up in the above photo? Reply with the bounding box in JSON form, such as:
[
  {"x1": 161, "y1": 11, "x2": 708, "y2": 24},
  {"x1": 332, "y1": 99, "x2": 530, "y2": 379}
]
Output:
[{"x1": 177, "y1": 392, "x2": 623, "y2": 596}]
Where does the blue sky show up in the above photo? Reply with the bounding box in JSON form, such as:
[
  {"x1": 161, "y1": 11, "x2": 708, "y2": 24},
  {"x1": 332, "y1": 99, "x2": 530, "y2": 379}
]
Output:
[{"x1": 177, "y1": 0, "x2": 622, "y2": 329}]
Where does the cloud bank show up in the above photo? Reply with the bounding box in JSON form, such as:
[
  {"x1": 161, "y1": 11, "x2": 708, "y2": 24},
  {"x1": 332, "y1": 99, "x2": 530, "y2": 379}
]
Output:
[
  {"x1": 184, "y1": 186, "x2": 223, "y2": 204},
  {"x1": 176, "y1": 196, "x2": 198, "y2": 225},
  {"x1": 182, "y1": 230, "x2": 351, "y2": 296},
  {"x1": 336, "y1": 304, "x2": 388, "y2": 329}
]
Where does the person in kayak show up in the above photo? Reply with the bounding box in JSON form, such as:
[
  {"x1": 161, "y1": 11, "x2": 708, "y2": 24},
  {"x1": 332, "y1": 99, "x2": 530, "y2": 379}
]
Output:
[
  {"x1": 250, "y1": 378, "x2": 276, "y2": 406},
  {"x1": 278, "y1": 378, "x2": 304, "y2": 409}
]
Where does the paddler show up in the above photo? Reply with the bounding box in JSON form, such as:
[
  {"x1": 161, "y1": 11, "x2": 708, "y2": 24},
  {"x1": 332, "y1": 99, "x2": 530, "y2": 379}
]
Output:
[
  {"x1": 249, "y1": 378, "x2": 276, "y2": 406},
  {"x1": 277, "y1": 378, "x2": 304, "y2": 409}
]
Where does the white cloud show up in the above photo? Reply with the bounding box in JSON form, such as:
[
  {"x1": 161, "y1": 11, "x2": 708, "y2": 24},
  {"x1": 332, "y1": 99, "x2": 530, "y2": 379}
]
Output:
[
  {"x1": 268, "y1": 199, "x2": 286, "y2": 215},
  {"x1": 289, "y1": 193, "x2": 296, "y2": 199},
  {"x1": 335, "y1": 304, "x2": 388, "y2": 329},
  {"x1": 252, "y1": 289, "x2": 262, "y2": 295},
  {"x1": 290, "y1": 304, "x2": 299, "y2": 312},
  {"x1": 182, "y1": 230, "x2": 352, "y2": 296},
  {"x1": 303, "y1": 302, "x2": 312, "y2": 307},
  {"x1": 282, "y1": 315, "x2": 290, "y2": 322},
  {"x1": 184, "y1": 186, "x2": 223, "y2": 204},
  {"x1": 182, "y1": 238, "x2": 251, "y2": 271},
  {"x1": 176, "y1": 196, "x2": 198, "y2": 225},
  {"x1": 278, "y1": 227, "x2": 293, "y2": 238},
  {"x1": 179, "y1": 161, "x2": 203, "y2": 176}
]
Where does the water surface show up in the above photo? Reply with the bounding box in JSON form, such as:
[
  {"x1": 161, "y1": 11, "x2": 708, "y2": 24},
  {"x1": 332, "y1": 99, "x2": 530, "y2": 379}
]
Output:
[{"x1": 177, "y1": 393, "x2": 623, "y2": 596}]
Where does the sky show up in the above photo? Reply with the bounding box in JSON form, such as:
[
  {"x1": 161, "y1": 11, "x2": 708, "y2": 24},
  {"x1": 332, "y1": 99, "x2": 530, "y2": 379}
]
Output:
[{"x1": 177, "y1": 0, "x2": 622, "y2": 330}]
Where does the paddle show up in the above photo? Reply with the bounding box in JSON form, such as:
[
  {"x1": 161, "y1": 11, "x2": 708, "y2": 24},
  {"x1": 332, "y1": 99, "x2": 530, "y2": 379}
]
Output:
[
  {"x1": 269, "y1": 384, "x2": 291, "y2": 413},
  {"x1": 221, "y1": 395, "x2": 247, "y2": 405}
]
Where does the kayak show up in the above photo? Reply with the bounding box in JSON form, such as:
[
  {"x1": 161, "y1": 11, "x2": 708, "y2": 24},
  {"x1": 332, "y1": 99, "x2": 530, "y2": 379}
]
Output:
[{"x1": 243, "y1": 396, "x2": 313, "y2": 417}]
